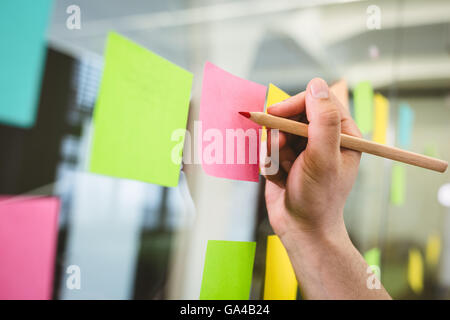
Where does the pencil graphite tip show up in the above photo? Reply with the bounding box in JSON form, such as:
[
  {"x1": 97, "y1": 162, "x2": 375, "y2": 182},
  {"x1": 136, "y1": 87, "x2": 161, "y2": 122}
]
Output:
[{"x1": 238, "y1": 111, "x2": 251, "y2": 118}]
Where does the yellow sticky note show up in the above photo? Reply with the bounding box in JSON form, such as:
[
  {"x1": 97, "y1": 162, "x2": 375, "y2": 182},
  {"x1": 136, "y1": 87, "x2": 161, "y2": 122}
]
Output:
[
  {"x1": 261, "y1": 84, "x2": 290, "y2": 142},
  {"x1": 372, "y1": 93, "x2": 389, "y2": 144},
  {"x1": 426, "y1": 234, "x2": 441, "y2": 267},
  {"x1": 263, "y1": 235, "x2": 297, "y2": 300},
  {"x1": 266, "y1": 83, "x2": 290, "y2": 109},
  {"x1": 407, "y1": 248, "x2": 424, "y2": 295}
]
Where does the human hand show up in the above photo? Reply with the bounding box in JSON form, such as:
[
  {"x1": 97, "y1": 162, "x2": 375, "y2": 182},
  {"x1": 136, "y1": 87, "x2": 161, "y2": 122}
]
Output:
[{"x1": 264, "y1": 78, "x2": 362, "y2": 241}]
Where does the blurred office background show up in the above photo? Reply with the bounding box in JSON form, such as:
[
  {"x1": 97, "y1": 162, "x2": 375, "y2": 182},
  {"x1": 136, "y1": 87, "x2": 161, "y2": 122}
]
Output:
[{"x1": 0, "y1": 0, "x2": 449, "y2": 299}]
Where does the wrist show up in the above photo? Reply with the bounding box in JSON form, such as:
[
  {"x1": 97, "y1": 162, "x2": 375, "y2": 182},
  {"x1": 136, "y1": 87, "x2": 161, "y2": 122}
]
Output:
[
  {"x1": 275, "y1": 204, "x2": 346, "y2": 241},
  {"x1": 278, "y1": 217, "x2": 351, "y2": 258}
]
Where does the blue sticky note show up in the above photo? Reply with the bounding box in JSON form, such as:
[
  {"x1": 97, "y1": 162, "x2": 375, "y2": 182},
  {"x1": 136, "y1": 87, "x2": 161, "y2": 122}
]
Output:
[
  {"x1": 0, "y1": 0, "x2": 53, "y2": 128},
  {"x1": 397, "y1": 103, "x2": 414, "y2": 149}
]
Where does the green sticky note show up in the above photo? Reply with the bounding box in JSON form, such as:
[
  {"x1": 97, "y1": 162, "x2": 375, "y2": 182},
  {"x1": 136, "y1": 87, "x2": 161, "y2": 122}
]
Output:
[
  {"x1": 0, "y1": 0, "x2": 53, "y2": 128},
  {"x1": 364, "y1": 248, "x2": 381, "y2": 269},
  {"x1": 424, "y1": 144, "x2": 438, "y2": 158},
  {"x1": 353, "y1": 81, "x2": 374, "y2": 135},
  {"x1": 390, "y1": 164, "x2": 406, "y2": 206},
  {"x1": 200, "y1": 240, "x2": 256, "y2": 300},
  {"x1": 90, "y1": 32, "x2": 193, "y2": 187}
]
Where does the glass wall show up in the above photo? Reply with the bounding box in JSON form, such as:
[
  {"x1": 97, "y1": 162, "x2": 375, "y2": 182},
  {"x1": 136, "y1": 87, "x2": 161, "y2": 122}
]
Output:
[{"x1": 0, "y1": 0, "x2": 449, "y2": 299}]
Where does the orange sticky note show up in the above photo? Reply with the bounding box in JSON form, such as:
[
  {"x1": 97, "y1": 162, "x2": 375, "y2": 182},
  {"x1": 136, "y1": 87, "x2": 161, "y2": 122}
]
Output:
[
  {"x1": 331, "y1": 79, "x2": 349, "y2": 110},
  {"x1": 263, "y1": 235, "x2": 297, "y2": 300}
]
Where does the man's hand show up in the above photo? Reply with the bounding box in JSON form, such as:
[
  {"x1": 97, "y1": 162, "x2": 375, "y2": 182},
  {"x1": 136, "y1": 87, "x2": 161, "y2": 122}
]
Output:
[
  {"x1": 263, "y1": 78, "x2": 391, "y2": 299},
  {"x1": 265, "y1": 77, "x2": 361, "y2": 239}
]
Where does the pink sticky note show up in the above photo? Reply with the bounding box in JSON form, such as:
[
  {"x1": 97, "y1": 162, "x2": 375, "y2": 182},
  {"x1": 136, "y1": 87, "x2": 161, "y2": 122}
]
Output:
[
  {"x1": 0, "y1": 196, "x2": 60, "y2": 300},
  {"x1": 199, "y1": 62, "x2": 267, "y2": 182}
]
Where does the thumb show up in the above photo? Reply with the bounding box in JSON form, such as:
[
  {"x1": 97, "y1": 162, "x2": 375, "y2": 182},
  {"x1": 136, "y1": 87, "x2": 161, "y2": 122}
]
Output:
[{"x1": 304, "y1": 78, "x2": 341, "y2": 167}]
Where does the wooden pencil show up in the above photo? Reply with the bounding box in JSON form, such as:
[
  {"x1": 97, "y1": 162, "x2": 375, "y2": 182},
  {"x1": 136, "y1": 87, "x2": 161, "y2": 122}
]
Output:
[{"x1": 239, "y1": 111, "x2": 448, "y2": 173}]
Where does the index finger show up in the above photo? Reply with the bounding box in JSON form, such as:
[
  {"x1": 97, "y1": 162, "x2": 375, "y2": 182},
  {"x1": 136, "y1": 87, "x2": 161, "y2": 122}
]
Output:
[{"x1": 267, "y1": 91, "x2": 306, "y2": 118}]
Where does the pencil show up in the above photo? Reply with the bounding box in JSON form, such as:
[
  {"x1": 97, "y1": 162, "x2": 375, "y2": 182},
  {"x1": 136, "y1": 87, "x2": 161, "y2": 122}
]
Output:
[{"x1": 239, "y1": 111, "x2": 448, "y2": 173}]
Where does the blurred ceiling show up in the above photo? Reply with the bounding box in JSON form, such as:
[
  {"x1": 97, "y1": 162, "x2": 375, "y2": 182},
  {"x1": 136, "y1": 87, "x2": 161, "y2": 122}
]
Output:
[{"x1": 48, "y1": 0, "x2": 450, "y2": 91}]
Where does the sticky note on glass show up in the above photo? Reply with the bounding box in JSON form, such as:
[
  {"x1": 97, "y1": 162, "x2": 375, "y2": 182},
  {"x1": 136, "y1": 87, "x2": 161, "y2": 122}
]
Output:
[
  {"x1": 199, "y1": 62, "x2": 267, "y2": 182},
  {"x1": 0, "y1": 0, "x2": 53, "y2": 128},
  {"x1": 390, "y1": 164, "x2": 406, "y2": 206},
  {"x1": 353, "y1": 81, "x2": 374, "y2": 135},
  {"x1": 426, "y1": 234, "x2": 441, "y2": 267},
  {"x1": 364, "y1": 247, "x2": 381, "y2": 270},
  {"x1": 0, "y1": 196, "x2": 59, "y2": 300},
  {"x1": 90, "y1": 32, "x2": 193, "y2": 187},
  {"x1": 424, "y1": 144, "x2": 438, "y2": 158},
  {"x1": 372, "y1": 93, "x2": 389, "y2": 144},
  {"x1": 263, "y1": 235, "x2": 297, "y2": 300},
  {"x1": 261, "y1": 83, "x2": 290, "y2": 143},
  {"x1": 266, "y1": 83, "x2": 290, "y2": 110},
  {"x1": 200, "y1": 240, "x2": 256, "y2": 300},
  {"x1": 407, "y1": 248, "x2": 424, "y2": 295},
  {"x1": 331, "y1": 79, "x2": 349, "y2": 110},
  {"x1": 397, "y1": 103, "x2": 414, "y2": 149}
]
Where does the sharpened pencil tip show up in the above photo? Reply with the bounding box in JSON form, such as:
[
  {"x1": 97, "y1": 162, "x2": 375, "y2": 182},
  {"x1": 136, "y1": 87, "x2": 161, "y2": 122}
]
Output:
[{"x1": 238, "y1": 111, "x2": 251, "y2": 118}]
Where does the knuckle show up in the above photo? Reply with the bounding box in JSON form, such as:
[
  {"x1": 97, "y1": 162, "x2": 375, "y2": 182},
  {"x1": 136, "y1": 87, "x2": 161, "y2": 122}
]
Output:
[{"x1": 318, "y1": 107, "x2": 340, "y2": 127}]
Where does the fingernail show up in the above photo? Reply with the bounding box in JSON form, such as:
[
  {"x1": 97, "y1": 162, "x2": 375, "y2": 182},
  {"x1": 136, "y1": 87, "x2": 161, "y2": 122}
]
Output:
[{"x1": 310, "y1": 78, "x2": 329, "y2": 99}]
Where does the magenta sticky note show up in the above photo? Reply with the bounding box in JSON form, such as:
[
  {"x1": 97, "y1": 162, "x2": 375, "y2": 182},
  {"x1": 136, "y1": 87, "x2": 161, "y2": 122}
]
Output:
[
  {"x1": 0, "y1": 196, "x2": 60, "y2": 300},
  {"x1": 199, "y1": 62, "x2": 267, "y2": 182}
]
